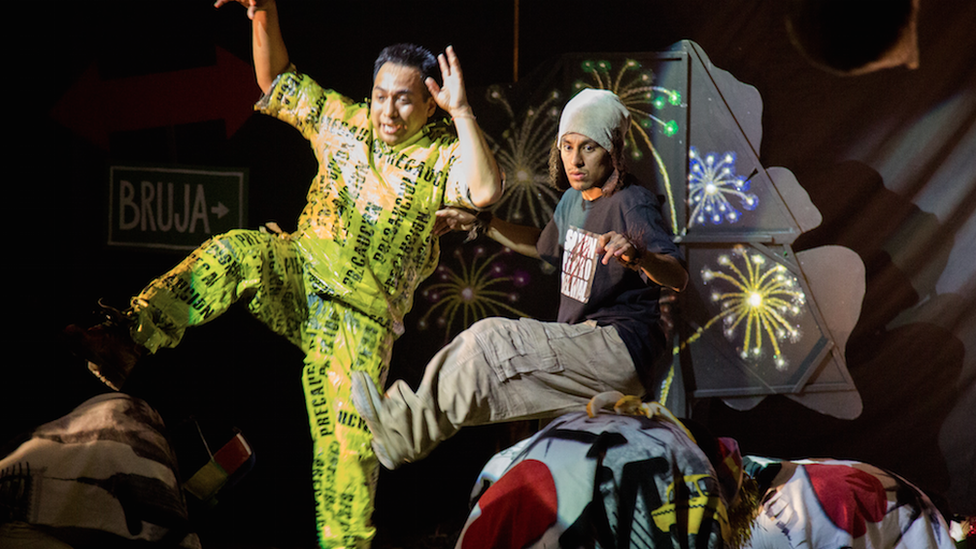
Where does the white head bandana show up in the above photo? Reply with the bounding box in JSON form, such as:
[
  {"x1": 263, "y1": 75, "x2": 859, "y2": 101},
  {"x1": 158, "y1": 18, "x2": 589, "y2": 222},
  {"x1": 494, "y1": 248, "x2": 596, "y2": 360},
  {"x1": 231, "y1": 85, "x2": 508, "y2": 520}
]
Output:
[{"x1": 557, "y1": 89, "x2": 630, "y2": 152}]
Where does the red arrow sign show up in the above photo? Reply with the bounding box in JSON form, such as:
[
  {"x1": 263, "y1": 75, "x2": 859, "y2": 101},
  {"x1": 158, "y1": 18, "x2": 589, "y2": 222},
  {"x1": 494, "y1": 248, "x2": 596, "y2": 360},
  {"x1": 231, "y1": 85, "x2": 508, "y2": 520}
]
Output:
[{"x1": 52, "y1": 47, "x2": 258, "y2": 150}]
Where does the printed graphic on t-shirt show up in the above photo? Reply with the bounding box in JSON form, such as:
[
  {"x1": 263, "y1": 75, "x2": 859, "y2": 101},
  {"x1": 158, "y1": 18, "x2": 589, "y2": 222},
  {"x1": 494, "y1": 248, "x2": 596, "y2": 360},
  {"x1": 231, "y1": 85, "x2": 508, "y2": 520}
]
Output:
[{"x1": 561, "y1": 225, "x2": 598, "y2": 303}]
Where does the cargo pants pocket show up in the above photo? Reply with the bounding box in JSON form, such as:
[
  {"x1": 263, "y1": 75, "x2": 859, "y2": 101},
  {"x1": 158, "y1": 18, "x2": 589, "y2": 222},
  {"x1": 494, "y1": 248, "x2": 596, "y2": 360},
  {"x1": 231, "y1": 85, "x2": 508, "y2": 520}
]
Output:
[{"x1": 474, "y1": 317, "x2": 562, "y2": 383}]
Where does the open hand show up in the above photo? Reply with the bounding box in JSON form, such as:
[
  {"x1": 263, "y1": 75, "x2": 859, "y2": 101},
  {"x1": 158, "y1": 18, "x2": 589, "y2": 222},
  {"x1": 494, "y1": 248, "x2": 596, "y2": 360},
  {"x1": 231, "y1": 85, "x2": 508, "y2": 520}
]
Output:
[{"x1": 425, "y1": 46, "x2": 472, "y2": 119}]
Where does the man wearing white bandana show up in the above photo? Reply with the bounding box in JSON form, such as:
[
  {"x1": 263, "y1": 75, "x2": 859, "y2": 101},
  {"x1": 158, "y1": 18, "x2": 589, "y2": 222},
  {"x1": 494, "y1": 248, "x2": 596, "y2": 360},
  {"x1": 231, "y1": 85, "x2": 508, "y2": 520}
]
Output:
[{"x1": 352, "y1": 89, "x2": 688, "y2": 470}]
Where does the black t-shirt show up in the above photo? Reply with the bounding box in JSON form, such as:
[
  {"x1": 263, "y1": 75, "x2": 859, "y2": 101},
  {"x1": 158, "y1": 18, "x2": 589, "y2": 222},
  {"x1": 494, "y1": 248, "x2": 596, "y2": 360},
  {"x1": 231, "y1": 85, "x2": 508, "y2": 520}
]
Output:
[{"x1": 536, "y1": 177, "x2": 682, "y2": 376}]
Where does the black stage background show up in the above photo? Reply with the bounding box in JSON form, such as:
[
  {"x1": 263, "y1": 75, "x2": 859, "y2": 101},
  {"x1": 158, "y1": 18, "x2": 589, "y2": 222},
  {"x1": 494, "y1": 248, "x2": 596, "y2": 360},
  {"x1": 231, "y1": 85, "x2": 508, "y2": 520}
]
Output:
[{"x1": 10, "y1": 1, "x2": 974, "y2": 547}]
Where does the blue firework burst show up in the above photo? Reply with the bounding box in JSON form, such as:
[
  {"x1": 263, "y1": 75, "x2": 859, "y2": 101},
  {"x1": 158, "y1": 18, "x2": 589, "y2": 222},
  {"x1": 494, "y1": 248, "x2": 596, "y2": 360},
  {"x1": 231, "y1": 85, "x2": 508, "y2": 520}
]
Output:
[{"x1": 687, "y1": 147, "x2": 758, "y2": 227}]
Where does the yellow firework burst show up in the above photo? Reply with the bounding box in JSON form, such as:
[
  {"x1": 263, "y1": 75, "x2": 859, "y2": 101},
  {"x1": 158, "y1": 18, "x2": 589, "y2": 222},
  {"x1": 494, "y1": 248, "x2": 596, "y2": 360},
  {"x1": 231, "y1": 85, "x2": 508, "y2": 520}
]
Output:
[
  {"x1": 484, "y1": 85, "x2": 564, "y2": 227},
  {"x1": 699, "y1": 247, "x2": 806, "y2": 369},
  {"x1": 575, "y1": 58, "x2": 682, "y2": 232},
  {"x1": 418, "y1": 245, "x2": 530, "y2": 343}
]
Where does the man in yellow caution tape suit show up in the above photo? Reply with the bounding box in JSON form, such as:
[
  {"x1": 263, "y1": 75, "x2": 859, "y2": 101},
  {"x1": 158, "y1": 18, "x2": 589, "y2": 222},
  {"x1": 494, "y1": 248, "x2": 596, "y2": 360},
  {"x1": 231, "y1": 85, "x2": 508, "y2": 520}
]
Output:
[{"x1": 64, "y1": 1, "x2": 502, "y2": 546}]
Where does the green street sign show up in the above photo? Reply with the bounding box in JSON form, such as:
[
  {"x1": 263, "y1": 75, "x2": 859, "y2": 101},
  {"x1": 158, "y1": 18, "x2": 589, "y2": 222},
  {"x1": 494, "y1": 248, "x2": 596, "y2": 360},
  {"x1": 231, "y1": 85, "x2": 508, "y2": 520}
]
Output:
[{"x1": 108, "y1": 166, "x2": 248, "y2": 250}]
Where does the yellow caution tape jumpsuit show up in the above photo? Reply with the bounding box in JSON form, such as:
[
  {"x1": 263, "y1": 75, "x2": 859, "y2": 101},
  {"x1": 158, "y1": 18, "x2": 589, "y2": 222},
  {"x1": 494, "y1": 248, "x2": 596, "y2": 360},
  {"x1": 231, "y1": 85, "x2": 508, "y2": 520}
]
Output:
[{"x1": 128, "y1": 67, "x2": 476, "y2": 548}]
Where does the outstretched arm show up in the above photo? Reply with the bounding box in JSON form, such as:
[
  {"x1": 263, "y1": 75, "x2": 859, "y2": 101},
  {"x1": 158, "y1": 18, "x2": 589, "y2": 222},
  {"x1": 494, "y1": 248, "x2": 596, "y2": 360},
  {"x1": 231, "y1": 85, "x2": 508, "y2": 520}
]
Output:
[
  {"x1": 434, "y1": 208, "x2": 541, "y2": 259},
  {"x1": 428, "y1": 46, "x2": 503, "y2": 209},
  {"x1": 215, "y1": 0, "x2": 289, "y2": 94},
  {"x1": 597, "y1": 231, "x2": 689, "y2": 292}
]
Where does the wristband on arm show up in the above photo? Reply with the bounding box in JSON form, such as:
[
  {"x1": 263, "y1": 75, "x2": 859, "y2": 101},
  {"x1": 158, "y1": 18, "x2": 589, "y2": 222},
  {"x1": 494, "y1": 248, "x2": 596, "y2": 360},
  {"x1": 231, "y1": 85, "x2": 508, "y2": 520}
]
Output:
[{"x1": 464, "y1": 209, "x2": 494, "y2": 243}]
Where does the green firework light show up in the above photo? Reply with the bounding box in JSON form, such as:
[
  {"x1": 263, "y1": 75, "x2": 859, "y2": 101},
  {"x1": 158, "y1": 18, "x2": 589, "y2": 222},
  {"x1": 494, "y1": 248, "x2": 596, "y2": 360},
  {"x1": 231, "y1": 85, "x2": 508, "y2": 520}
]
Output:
[
  {"x1": 575, "y1": 58, "x2": 682, "y2": 232},
  {"x1": 575, "y1": 58, "x2": 682, "y2": 156}
]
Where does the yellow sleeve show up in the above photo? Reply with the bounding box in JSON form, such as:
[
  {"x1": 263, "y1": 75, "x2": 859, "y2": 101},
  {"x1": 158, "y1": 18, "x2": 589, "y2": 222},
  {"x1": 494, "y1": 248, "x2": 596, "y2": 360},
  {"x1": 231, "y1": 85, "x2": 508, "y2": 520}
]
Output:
[
  {"x1": 439, "y1": 135, "x2": 477, "y2": 209},
  {"x1": 255, "y1": 65, "x2": 366, "y2": 147}
]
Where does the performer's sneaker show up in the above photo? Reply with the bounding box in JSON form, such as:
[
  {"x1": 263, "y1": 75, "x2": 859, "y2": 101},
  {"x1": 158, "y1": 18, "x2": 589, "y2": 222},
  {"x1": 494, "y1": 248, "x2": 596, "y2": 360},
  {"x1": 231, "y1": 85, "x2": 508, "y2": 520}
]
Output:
[
  {"x1": 350, "y1": 371, "x2": 401, "y2": 470},
  {"x1": 62, "y1": 300, "x2": 145, "y2": 391}
]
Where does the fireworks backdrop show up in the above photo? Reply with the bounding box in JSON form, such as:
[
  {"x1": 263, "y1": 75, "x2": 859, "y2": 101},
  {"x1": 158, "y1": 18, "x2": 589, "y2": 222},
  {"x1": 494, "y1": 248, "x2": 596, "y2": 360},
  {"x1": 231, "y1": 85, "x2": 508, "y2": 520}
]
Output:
[{"x1": 18, "y1": 1, "x2": 975, "y2": 546}]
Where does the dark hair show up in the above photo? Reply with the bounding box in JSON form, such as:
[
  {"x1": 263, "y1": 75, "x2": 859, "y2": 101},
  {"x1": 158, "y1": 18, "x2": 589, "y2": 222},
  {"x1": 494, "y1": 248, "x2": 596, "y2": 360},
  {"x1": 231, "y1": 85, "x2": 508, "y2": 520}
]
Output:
[
  {"x1": 548, "y1": 132, "x2": 628, "y2": 196},
  {"x1": 373, "y1": 43, "x2": 438, "y2": 87}
]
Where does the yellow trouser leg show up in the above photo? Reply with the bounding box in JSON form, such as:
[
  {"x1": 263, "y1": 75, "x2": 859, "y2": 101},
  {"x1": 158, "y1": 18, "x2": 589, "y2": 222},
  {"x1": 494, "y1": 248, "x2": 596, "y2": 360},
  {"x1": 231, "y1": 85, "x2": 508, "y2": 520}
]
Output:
[
  {"x1": 129, "y1": 229, "x2": 392, "y2": 546},
  {"x1": 129, "y1": 229, "x2": 305, "y2": 353},
  {"x1": 302, "y1": 296, "x2": 392, "y2": 548}
]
